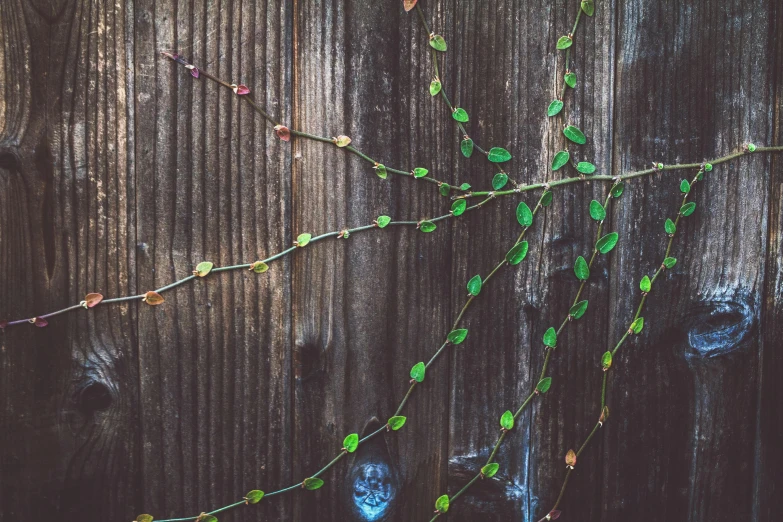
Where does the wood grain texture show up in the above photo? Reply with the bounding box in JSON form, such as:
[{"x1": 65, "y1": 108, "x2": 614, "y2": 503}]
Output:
[{"x1": 0, "y1": 1, "x2": 780, "y2": 522}]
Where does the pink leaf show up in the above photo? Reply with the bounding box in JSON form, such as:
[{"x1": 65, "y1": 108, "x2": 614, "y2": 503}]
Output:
[
  {"x1": 190, "y1": 67, "x2": 200, "y2": 78},
  {"x1": 549, "y1": 511, "x2": 562, "y2": 520},
  {"x1": 232, "y1": 84, "x2": 250, "y2": 95},
  {"x1": 274, "y1": 125, "x2": 291, "y2": 142},
  {"x1": 403, "y1": 0, "x2": 418, "y2": 12},
  {"x1": 34, "y1": 317, "x2": 48, "y2": 328},
  {"x1": 0, "y1": 320, "x2": 7, "y2": 330}
]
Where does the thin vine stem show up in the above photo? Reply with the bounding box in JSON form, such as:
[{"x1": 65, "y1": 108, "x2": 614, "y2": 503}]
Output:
[
  {"x1": 458, "y1": 146, "x2": 783, "y2": 200},
  {"x1": 559, "y1": 8, "x2": 584, "y2": 101},
  {"x1": 158, "y1": 51, "x2": 468, "y2": 193},
  {"x1": 1, "y1": 198, "x2": 497, "y2": 330},
  {"x1": 536, "y1": 163, "x2": 711, "y2": 522},
  {"x1": 429, "y1": 188, "x2": 617, "y2": 520}
]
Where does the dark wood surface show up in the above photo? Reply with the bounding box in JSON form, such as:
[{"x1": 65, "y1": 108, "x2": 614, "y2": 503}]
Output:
[{"x1": 1, "y1": 1, "x2": 781, "y2": 521}]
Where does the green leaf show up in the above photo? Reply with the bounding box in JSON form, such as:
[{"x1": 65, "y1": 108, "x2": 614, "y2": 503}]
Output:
[
  {"x1": 136, "y1": 516, "x2": 154, "y2": 522},
  {"x1": 452, "y1": 108, "x2": 469, "y2": 122},
  {"x1": 610, "y1": 182, "x2": 625, "y2": 198},
  {"x1": 564, "y1": 72, "x2": 577, "y2": 88},
  {"x1": 569, "y1": 300, "x2": 588, "y2": 320},
  {"x1": 246, "y1": 490, "x2": 264, "y2": 504},
  {"x1": 376, "y1": 215, "x2": 391, "y2": 228},
  {"x1": 296, "y1": 233, "x2": 312, "y2": 247},
  {"x1": 440, "y1": 184, "x2": 450, "y2": 197},
  {"x1": 541, "y1": 191, "x2": 554, "y2": 207},
  {"x1": 420, "y1": 221, "x2": 437, "y2": 233},
  {"x1": 543, "y1": 327, "x2": 557, "y2": 347},
  {"x1": 704, "y1": 162, "x2": 713, "y2": 172},
  {"x1": 551, "y1": 150, "x2": 570, "y2": 171},
  {"x1": 303, "y1": 477, "x2": 324, "y2": 490},
  {"x1": 574, "y1": 256, "x2": 590, "y2": 281},
  {"x1": 517, "y1": 201, "x2": 533, "y2": 227},
  {"x1": 251, "y1": 261, "x2": 269, "y2": 273},
  {"x1": 195, "y1": 261, "x2": 214, "y2": 277},
  {"x1": 563, "y1": 125, "x2": 586, "y2": 145},
  {"x1": 680, "y1": 179, "x2": 691, "y2": 194},
  {"x1": 506, "y1": 241, "x2": 529, "y2": 265},
  {"x1": 747, "y1": 143, "x2": 757, "y2": 152},
  {"x1": 640, "y1": 275, "x2": 651, "y2": 293},
  {"x1": 547, "y1": 99, "x2": 564, "y2": 117},
  {"x1": 430, "y1": 78, "x2": 442, "y2": 96},
  {"x1": 492, "y1": 173, "x2": 509, "y2": 190},
  {"x1": 500, "y1": 410, "x2": 514, "y2": 430},
  {"x1": 447, "y1": 329, "x2": 468, "y2": 344},
  {"x1": 375, "y1": 163, "x2": 387, "y2": 179},
  {"x1": 435, "y1": 494, "x2": 450, "y2": 513},
  {"x1": 601, "y1": 351, "x2": 612, "y2": 370},
  {"x1": 556, "y1": 35, "x2": 573, "y2": 50},
  {"x1": 665, "y1": 218, "x2": 676, "y2": 235},
  {"x1": 536, "y1": 377, "x2": 552, "y2": 393},
  {"x1": 680, "y1": 202, "x2": 696, "y2": 217},
  {"x1": 467, "y1": 274, "x2": 483, "y2": 296},
  {"x1": 387, "y1": 416, "x2": 407, "y2": 431},
  {"x1": 429, "y1": 34, "x2": 447, "y2": 51},
  {"x1": 343, "y1": 433, "x2": 359, "y2": 453},
  {"x1": 589, "y1": 200, "x2": 606, "y2": 221},
  {"x1": 451, "y1": 200, "x2": 467, "y2": 216},
  {"x1": 410, "y1": 362, "x2": 426, "y2": 383},
  {"x1": 576, "y1": 162, "x2": 596, "y2": 174},
  {"x1": 461, "y1": 138, "x2": 474, "y2": 158},
  {"x1": 413, "y1": 167, "x2": 428, "y2": 178},
  {"x1": 631, "y1": 317, "x2": 644, "y2": 334},
  {"x1": 663, "y1": 257, "x2": 677, "y2": 269},
  {"x1": 596, "y1": 232, "x2": 619, "y2": 254},
  {"x1": 581, "y1": 0, "x2": 595, "y2": 16},
  {"x1": 488, "y1": 147, "x2": 513, "y2": 163},
  {"x1": 481, "y1": 462, "x2": 500, "y2": 478},
  {"x1": 198, "y1": 516, "x2": 217, "y2": 522},
  {"x1": 459, "y1": 183, "x2": 472, "y2": 191}
]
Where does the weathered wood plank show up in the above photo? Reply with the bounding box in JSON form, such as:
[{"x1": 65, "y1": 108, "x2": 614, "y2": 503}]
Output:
[{"x1": 603, "y1": 1, "x2": 777, "y2": 520}]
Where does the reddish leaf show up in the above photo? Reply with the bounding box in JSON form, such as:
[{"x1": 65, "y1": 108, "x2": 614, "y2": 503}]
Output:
[
  {"x1": 565, "y1": 449, "x2": 577, "y2": 467},
  {"x1": 403, "y1": 0, "x2": 418, "y2": 11},
  {"x1": 34, "y1": 317, "x2": 48, "y2": 328},
  {"x1": 548, "y1": 511, "x2": 562, "y2": 520},
  {"x1": 190, "y1": 67, "x2": 200, "y2": 78},
  {"x1": 232, "y1": 84, "x2": 250, "y2": 95},
  {"x1": 274, "y1": 125, "x2": 291, "y2": 142},
  {"x1": 84, "y1": 293, "x2": 104, "y2": 308},
  {"x1": 0, "y1": 320, "x2": 7, "y2": 330},
  {"x1": 143, "y1": 291, "x2": 165, "y2": 306}
]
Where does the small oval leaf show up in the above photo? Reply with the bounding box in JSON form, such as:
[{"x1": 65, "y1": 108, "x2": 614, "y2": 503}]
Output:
[
  {"x1": 517, "y1": 202, "x2": 533, "y2": 227},
  {"x1": 543, "y1": 327, "x2": 557, "y2": 348},
  {"x1": 589, "y1": 200, "x2": 606, "y2": 221},
  {"x1": 576, "y1": 161, "x2": 596, "y2": 174},
  {"x1": 451, "y1": 200, "x2": 467, "y2": 216},
  {"x1": 665, "y1": 218, "x2": 676, "y2": 235},
  {"x1": 631, "y1": 317, "x2": 644, "y2": 334},
  {"x1": 274, "y1": 125, "x2": 291, "y2": 142},
  {"x1": 551, "y1": 150, "x2": 570, "y2": 171},
  {"x1": 303, "y1": 477, "x2": 324, "y2": 490},
  {"x1": 574, "y1": 256, "x2": 590, "y2": 281},
  {"x1": 492, "y1": 173, "x2": 509, "y2": 190},
  {"x1": 375, "y1": 163, "x2": 388, "y2": 179},
  {"x1": 376, "y1": 215, "x2": 392, "y2": 228},
  {"x1": 387, "y1": 416, "x2": 407, "y2": 431},
  {"x1": 296, "y1": 233, "x2": 312, "y2": 246},
  {"x1": 541, "y1": 191, "x2": 554, "y2": 207},
  {"x1": 500, "y1": 410, "x2": 514, "y2": 430},
  {"x1": 343, "y1": 433, "x2": 359, "y2": 453},
  {"x1": 610, "y1": 182, "x2": 625, "y2": 198},
  {"x1": 569, "y1": 300, "x2": 588, "y2": 320},
  {"x1": 143, "y1": 291, "x2": 165, "y2": 306},
  {"x1": 563, "y1": 125, "x2": 587, "y2": 145},
  {"x1": 413, "y1": 167, "x2": 429, "y2": 178},
  {"x1": 84, "y1": 293, "x2": 104, "y2": 308},
  {"x1": 461, "y1": 138, "x2": 474, "y2": 158},
  {"x1": 452, "y1": 107, "x2": 469, "y2": 122},
  {"x1": 334, "y1": 135, "x2": 352, "y2": 147},
  {"x1": 419, "y1": 221, "x2": 437, "y2": 233},
  {"x1": 564, "y1": 72, "x2": 576, "y2": 88},
  {"x1": 467, "y1": 274, "x2": 483, "y2": 296},
  {"x1": 663, "y1": 257, "x2": 677, "y2": 269},
  {"x1": 596, "y1": 232, "x2": 619, "y2": 254},
  {"x1": 581, "y1": 0, "x2": 595, "y2": 16},
  {"x1": 680, "y1": 202, "x2": 696, "y2": 216},
  {"x1": 435, "y1": 494, "x2": 450, "y2": 513},
  {"x1": 429, "y1": 34, "x2": 447, "y2": 51},
  {"x1": 246, "y1": 490, "x2": 265, "y2": 504},
  {"x1": 250, "y1": 261, "x2": 269, "y2": 273},
  {"x1": 536, "y1": 377, "x2": 552, "y2": 393},
  {"x1": 506, "y1": 241, "x2": 529, "y2": 265},
  {"x1": 430, "y1": 78, "x2": 442, "y2": 96},
  {"x1": 194, "y1": 261, "x2": 214, "y2": 277},
  {"x1": 640, "y1": 275, "x2": 652, "y2": 293},
  {"x1": 680, "y1": 179, "x2": 691, "y2": 193},
  {"x1": 556, "y1": 36, "x2": 573, "y2": 50},
  {"x1": 447, "y1": 329, "x2": 468, "y2": 344},
  {"x1": 547, "y1": 99, "x2": 564, "y2": 117},
  {"x1": 481, "y1": 462, "x2": 500, "y2": 478},
  {"x1": 410, "y1": 362, "x2": 426, "y2": 383},
  {"x1": 488, "y1": 147, "x2": 512, "y2": 163},
  {"x1": 565, "y1": 449, "x2": 577, "y2": 467},
  {"x1": 601, "y1": 351, "x2": 613, "y2": 370}
]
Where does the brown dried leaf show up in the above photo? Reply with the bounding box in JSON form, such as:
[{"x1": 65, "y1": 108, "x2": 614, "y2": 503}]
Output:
[{"x1": 143, "y1": 291, "x2": 165, "y2": 306}]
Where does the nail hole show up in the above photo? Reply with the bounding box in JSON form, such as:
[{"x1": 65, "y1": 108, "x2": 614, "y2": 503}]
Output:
[{"x1": 0, "y1": 150, "x2": 21, "y2": 172}]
